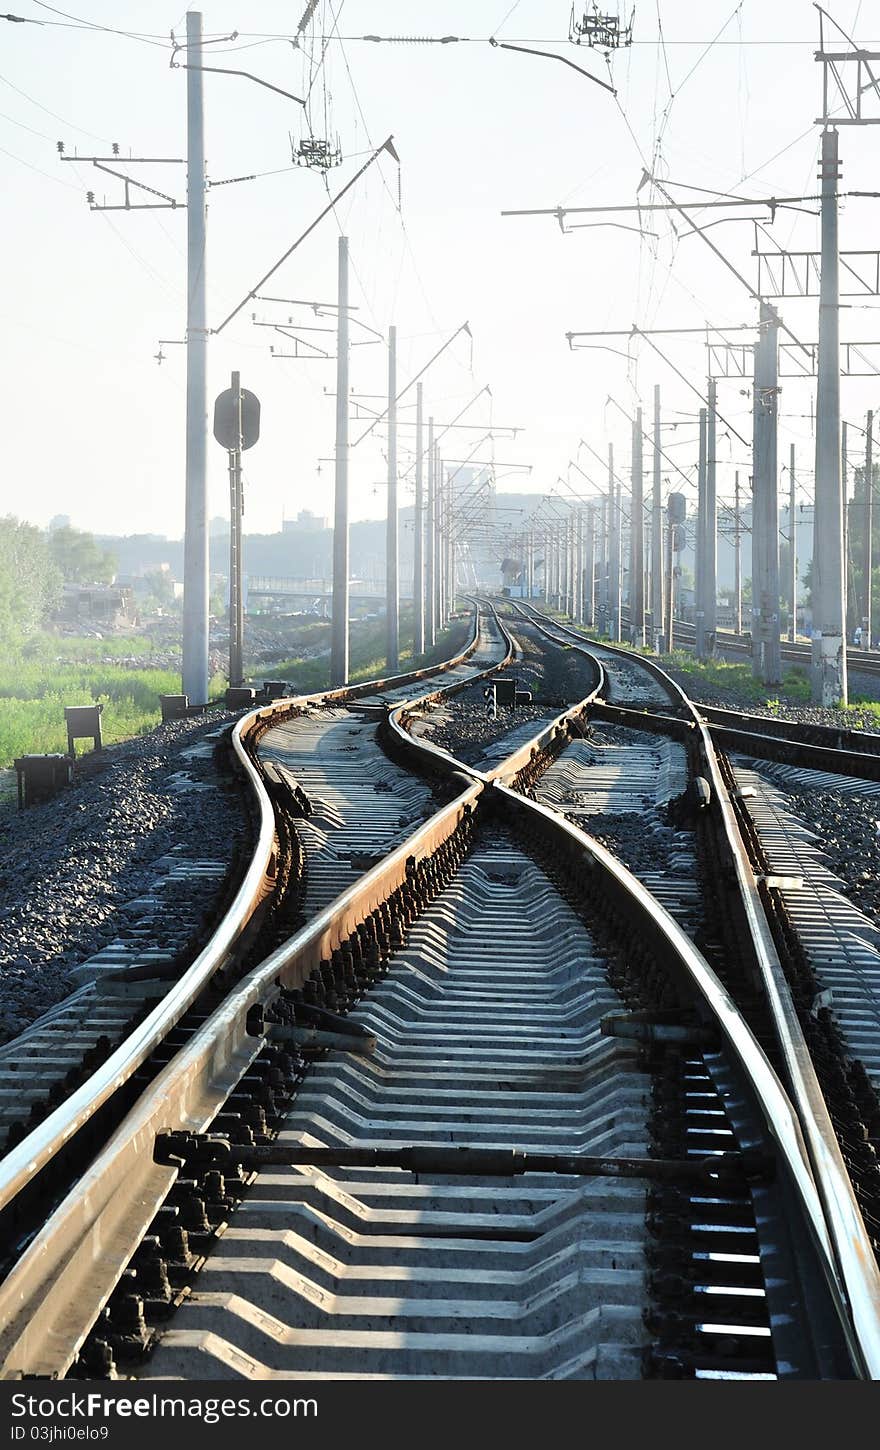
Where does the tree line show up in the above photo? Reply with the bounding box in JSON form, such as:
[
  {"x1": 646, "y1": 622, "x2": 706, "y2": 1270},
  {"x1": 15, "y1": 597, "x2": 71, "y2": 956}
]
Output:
[{"x1": 0, "y1": 517, "x2": 117, "y2": 650}]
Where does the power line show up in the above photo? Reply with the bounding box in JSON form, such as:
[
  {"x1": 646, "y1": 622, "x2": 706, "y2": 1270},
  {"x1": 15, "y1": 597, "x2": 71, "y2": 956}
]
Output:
[
  {"x1": 0, "y1": 69, "x2": 112, "y2": 142},
  {"x1": 27, "y1": 1, "x2": 169, "y2": 46}
]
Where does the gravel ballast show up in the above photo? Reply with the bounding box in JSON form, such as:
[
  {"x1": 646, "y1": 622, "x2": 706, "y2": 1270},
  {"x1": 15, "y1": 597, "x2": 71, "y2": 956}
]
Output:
[{"x1": 0, "y1": 712, "x2": 248, "y2": 1045}]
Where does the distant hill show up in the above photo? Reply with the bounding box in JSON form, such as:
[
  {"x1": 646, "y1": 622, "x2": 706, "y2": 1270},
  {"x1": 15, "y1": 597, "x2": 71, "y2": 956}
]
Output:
[{"x1": 99, "y1": 491, "x2": 547, "y2": 587}]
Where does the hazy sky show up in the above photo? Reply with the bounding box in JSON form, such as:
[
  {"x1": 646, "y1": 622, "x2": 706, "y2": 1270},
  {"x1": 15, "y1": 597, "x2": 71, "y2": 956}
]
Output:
[{"x1": 2, "y1": 0, "x2": 880, "y2": 544}]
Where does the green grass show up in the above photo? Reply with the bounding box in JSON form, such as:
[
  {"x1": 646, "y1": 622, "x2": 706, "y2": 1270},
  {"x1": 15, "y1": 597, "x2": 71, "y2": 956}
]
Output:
[
  {"x1": 21, "y1": 634, "x2": 158, "y2": 663},
  {"x1": 270, "y1": 610, "x2": 472, "y2": 694},
  {"x1": 656, "y1": 650, "x2": 813, "y2": 706},
  {"x1": 0, "y1": 610, "x2": 471, "y2": 771},
  {"x1": 843, "y1": 698, "x2": 880, "y2": 721},
  {"x1": 0, "y1": 644, "x2": 226, "y2": 768}
]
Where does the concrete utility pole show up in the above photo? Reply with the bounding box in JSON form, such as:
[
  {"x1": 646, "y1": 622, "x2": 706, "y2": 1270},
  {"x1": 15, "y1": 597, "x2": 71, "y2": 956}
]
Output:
[
  {"x1": 385, "y1": 325, "x2": 399, "y2": 672},
  {"x1": 811, "y1": 127, "x2": 847, "y2": 704},
  {"x1": 752, "y1": 301, "x2": 782, "y2": 685},
  {"x1": 866, "y1": 410, "x2": 874, "y2": 650},
  {"x1": 227, "y1": 370, "x2": 244, "y2": 688},
  {"x1": 664, "y1": 498, "x2": 676, "y2": 651},
  {"x1": 426, "y1": 417, "x2": 435, "y2": 647},
  {"x1": 433, "y1": 439, "x2": 442, "y2": 629},
  {"x1": 597, "y1": 495, "x2": 608, "y2": 632},
  {"x1": 630, "y1": 410, "x2": 645, "y2": 645},
  {"x1": 651, "y1": 384, "x2": 664, "y2": 650},
  {"x1": 584, "y1": 503, "x2": 595, "y2": 626},
  {"x1": 413, "y1": 383, "x2": 425, "y2": 656},
  {"x1": 843, "y1": 419, "x2": 849, "y2": 633},
  {"x1": 330, "y1": 235, "x2": 350, "y2": 687},
  {"x1": 695, "y1": 408, "x2": 708, "y2": 660},
  {"x1": 575, "y1": 507, "x2": 584, "y2": 623},
  {"x1": 789, "y1": 445, "x2": 797, "y2": 643},
  {"x1": 705, "y1": 377, "x2": 717, "y2": 655},
  {"x1": 734, "y1": 471, "x2": 743, "y2": 635},
  {"x1": 182, "y1": 9, "x2": 209, "y2": 704},
  {"x1": 447, "y1": 469, "x2": 455, "y2": 616},
  {"x1": 608, "y1": 444, "x2": 620, "y2": 639}
]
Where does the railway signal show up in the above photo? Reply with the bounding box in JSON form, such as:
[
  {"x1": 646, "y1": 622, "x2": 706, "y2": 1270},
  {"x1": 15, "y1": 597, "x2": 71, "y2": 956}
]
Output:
[{"x1": 213, "y1": 373, "x2": 260, "y2": 689}]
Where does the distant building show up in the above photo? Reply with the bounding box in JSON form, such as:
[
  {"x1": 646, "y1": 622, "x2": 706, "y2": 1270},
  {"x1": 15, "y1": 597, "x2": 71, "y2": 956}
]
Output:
[
  {"x1": 283, "y1": 509, "x2": 327, "y2": 533},
  {"x1": 56, "y1": 583, "x2": 135, "y2": 628}
]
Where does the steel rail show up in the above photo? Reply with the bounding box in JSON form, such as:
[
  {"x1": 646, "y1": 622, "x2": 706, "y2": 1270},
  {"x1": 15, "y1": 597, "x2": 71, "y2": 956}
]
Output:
[
  {"x1": 0, "y1": 602, "x2": 503, "y2": 1225},
  {"x1": 590, "y1": 698, "x2": 880, "y2": 782},
  {"x1": 512, "y1": 598, "x2": 880, "y2": 1379},
  {"x1": 2, "y1": 597, "x2": 876, "y2": 1377},
  {"x1": 0, "y1": 673, "x2": 850, "y2": 1377},
  {"x1": 0, "y1": 781, "x2": 483, "y2": 1378},
  {"x1": 667, "y1": 619, "x2": 880, "y2": 680},
  {"x1": 385, "y1": 603, "x2": 605, "y2": 783}
]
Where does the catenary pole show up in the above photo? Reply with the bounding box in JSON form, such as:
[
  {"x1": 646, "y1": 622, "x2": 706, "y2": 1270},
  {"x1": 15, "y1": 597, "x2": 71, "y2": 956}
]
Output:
[
  {"x1": 651, "y1": 384, "x2": 664, "y2": 650},
  {"x1": 790, "y1": 445, "x2": 797, "y2": 643},
  {"x1": 630, "y1": 409, "x2": 645, "y2": 645},
  {"x1": 330, "y1": 236, "x2": 350, "y2": 686},
  {"x1": 695, "y1": 408, "x2": 707, "y2": 660},
  {"x1": 734, "y1": 471, "x2": 742, "y2": 636},
  {"x1": 866, "y1": 410, "x2": 874, "y2": 650},
  {"x1": 413, "y1": 383, "x2": 425, "y2": 655},
  {"x1": 752, "y1": 301, "x2": 782, "y2": 685},
  {"x1": 608, "y1": 443, "x2": 620, "y2": 639},
  {"x1": 385, "y1": 325, "x2": 399, "y2": 672},
  {"x1": 706, "y1": 377, "x2": 717, "y2": 656},
  {"x1": 811, "y1": 127, "x2": 847, "y2": 704},
  {"x1": 426, "y1": 417, "x2": 435, "y2": 646},
  {"x1": 182, "y1": 10, "x2": 209, "y2": 704}
]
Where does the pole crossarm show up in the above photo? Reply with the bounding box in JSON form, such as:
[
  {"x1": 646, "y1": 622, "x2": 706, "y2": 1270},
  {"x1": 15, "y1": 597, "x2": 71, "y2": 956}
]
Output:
[
  {"x1": 567, "y1": 324, "x2": 757, "y2": 339},
  {"x1": 815, "y1": 3, "x2": 880, "y2": 123},
  {"x1": 590, "y1": 329, "x2": 751, "y2": 449},
  {"x1": 603, "y1": 400, "x2": 698, "y2": 491},
  {"x1": 501, "y1": 193, "x2": 843, "y2": 221},
  {"x1": 60, "y1": 156, "x2": 185, "y2": 209},
  {"x1": 755, "y1": 248, "x2": 880, "y2": 296},
  {"x1": 351, "y1": 322, "x2": 472, "y2": 446},
  {"x1": 213, "y1": 137, "x2": 399, "y2": 335},
  {"x1": 707, "y1": 339, "x2": 880, "y2": 377},
  {"x1": 394, "y1": 387, "x2": 500, "y2": 487}
]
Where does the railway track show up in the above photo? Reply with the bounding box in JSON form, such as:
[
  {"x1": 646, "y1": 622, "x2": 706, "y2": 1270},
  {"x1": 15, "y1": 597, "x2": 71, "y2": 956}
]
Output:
[
  {"x1": 665, "y1": 618, "x2": 880, "y2": 682},
  {"x1": 2, "y1": 600, "x2": 880, "y2": 1379}
]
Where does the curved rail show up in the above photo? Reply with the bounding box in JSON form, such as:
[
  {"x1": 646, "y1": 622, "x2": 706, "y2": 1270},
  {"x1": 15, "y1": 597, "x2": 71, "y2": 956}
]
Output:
[
  {"x1": 0, "y1": 601, "x2": 508, "y2": 1226},
  {"x1": 509, "y1": 597, "x2": 880, "y2": 1379},
  {"x1": 4, "y1": 597, "x2": 880, "y2": 1378},
  {"x1": 0, "y1": 667, "x2": 864, "y2": 1378}
]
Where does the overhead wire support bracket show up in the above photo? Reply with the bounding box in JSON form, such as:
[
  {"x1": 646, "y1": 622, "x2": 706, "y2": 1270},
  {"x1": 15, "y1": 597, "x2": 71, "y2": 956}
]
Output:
[
  {"x1": 169, "y1": 50, "x2": 307, "y2": 107},
  {"x1": 350, "y1": 321, "x2": 473, "y2": 447},
  {"x1": 488, "y1": 36, "x2": 616, "y2": 94},
  {"x1": 60, "y1": 154, "x2": 185, "y2": 209},
  {"x1": 213, "y1": 136, "x2": 400, "y2": 335},
  {"x1": 814, "y1": 2, "x2": 880, "y2": 123}
]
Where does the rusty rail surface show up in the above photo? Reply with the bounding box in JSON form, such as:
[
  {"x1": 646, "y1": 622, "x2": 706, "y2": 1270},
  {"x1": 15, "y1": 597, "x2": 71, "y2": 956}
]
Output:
[
  {"x1": 3, "y1": 598, "x2": 880, "y2": 1378},
  {"x1": 0, "y1": 602, "x2": 505, "y2": 1228}
]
